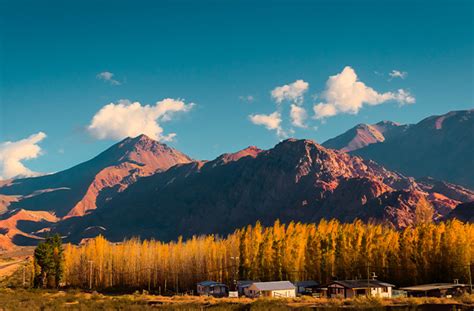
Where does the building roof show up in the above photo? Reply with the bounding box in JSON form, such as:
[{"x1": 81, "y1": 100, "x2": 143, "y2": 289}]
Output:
[
  {"x1": 296, "y1": 280, "x2": 319, "y2": 288},
  {"x1": 251, "y1": 281, "x2": 296, "y2": 291},
  {"x1": 197, "y1": 280, "x2": 228, "y2": 287},
  {"x1": 329, "y1": 279, "x2": 395, "y2": 289},
  {"x1": 237, "y1": 280, "x2": 256, "y2": 286},
  {"x1": 400, "y1": 283, "x2": 468, "y2": 291}
]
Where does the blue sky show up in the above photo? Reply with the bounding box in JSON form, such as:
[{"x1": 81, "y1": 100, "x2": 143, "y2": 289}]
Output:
[{"x1": 0, "y1": 0, "x2": 473, "y2": 177}]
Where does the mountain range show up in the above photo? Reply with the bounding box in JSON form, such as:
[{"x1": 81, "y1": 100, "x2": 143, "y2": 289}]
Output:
[
  {"x1": 0, "y1": 109, "x2": 472, "y2": 249},
  {"x1": 323, "y1": 109, "x2": 474, "y2": 188}
]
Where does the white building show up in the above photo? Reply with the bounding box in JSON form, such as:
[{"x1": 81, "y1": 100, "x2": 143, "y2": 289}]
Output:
[{"x1": 245, "y1": 281, "x2": 296, "y2": 298}]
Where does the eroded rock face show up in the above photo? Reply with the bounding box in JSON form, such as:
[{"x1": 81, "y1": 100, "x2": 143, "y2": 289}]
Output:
[
  {"x1": 65, "y1": 136, "x2": 194, "y2": 218},
  {"x1": 209, "y1": 146, "x2": 263, "y2": 167},
  {"x1": 353, "y1": 110, "x2": 474, "y2": 189},
  {"x1": 322, "y1": 121, "x2": 410, "y2": 152},
  {"x1": 323, "y1": 110, "x2": 474, "y2": 189},
  {"x1": 0, "y1": 209, "x2": 59, "y2": 250},
  {"x1": 1, "y1": 133, "x2": 473, "y2": 249},
  {"x1": 0, "y1": 134, "x2": 192, "y2": 249},
  {"x1": 0, "y1": 134, "x2": 193, "y2": 218},
  {"x1": 55, "y1": 139, "x2": 474, "y2": 243}
]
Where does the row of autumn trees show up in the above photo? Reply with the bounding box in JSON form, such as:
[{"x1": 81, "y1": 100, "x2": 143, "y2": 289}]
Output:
[{"x1": 55, "y1": 220, "x2": 474, "y2": 292}]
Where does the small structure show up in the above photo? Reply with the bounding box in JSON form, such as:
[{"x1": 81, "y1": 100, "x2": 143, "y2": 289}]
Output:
[
  {"x1": 326, "y1": 279, "x2": 394, "y2": 298},
  {"x1": 296, "y1": 280, "x2": 320, "y2": 295},
  {"x1": 197, "y1": 281, "x2": 229, "y2": 297},
  {"x1": 237, "y1": 280, "x2": 256, "y2": 296},
  {"x1": 392, "y1": 289, "x2": 408, "y2": 298},
  {"x1": 245, "y1": 281, "x2": 296, "y2": 298},
  {"x1": 400, "y1": 282, "x2": 470, "y2": 297}
]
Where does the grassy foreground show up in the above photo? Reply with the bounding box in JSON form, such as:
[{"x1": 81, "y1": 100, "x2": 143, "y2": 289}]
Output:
[{"x1": 0, "y1": 289, "x2": 473, "y2": 311}]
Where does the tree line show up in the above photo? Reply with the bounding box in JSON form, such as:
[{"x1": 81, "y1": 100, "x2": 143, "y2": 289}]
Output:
[{"x1": 36, "y1": 220, "x2": 473, "y2": 291}]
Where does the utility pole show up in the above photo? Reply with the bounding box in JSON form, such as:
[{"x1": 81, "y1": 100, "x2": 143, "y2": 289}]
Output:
[
  {"x1": 468, "y1": 263, "x2": 473, "y2": 294},
  {"x1": 88, "y1": 260, "x2": 94, "y2": 290},
  {"x1": 230, "y1": 256, "x2": 239, "y2": 291},
  {"x1": 148, "y1": 267, "x2": 151, "y2": 292},
  {"x1": 367, "y1": 263, "x2": 370, "y2": 297}
]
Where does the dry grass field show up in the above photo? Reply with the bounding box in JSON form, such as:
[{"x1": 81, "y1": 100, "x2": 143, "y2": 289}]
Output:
[{"x1": 0, "y1": 289, "x2": 473, "y2": 311}]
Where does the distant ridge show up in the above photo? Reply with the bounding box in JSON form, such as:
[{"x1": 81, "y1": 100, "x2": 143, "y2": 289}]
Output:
[
  {"x1": 0, "y1": 135, "x2": 192, "y2": 249},
  {"x1": 1, "y1": 110, "x2": 473, "y2": 250},
  {"x1": 352, "y1": 109, "x2": 474, "y2": 188},
  {"x1": 54, "y1": 138, "x2": 474, "y2": 243},
  {"x1": 322, "y1": 121, "x2": 410, "y2": 152}
]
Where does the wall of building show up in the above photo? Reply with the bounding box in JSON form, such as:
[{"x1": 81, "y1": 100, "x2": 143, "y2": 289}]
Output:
[
  {"x1": 348, "y1": 287, "x2": 392, "y2": 298},
  {"x1": 370, "y1": 287, "x2": 392, "y2": 298},
  {"x1": 197, "y1": 285, "x2": 227, "y2": 296},
  {"x1": 328, "y1": 284, "x2": 345, "y2": 298}
]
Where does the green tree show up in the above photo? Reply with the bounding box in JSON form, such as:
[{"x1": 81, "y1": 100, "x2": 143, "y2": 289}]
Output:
[{"x1": 34, "y1": 234, "x2": 64, "y2": 288}]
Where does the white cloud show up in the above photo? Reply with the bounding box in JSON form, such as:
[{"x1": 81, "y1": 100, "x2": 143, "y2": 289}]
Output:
[
  {"x1": 88, "y1": 98, "x2": 194, "y2": 141},
  {"x1": 239, "y1": 95, "x2": 255, "y2": 103},
  {"x1": 389, "y1": 70, "x2": 408, "y2": 79},
  {"x1": 313, "y1": 66, "x2": 415, "y2": 119},
  {"x1": 249, "y1": 111, "x2": 286, "y2": 138},
  {"x1": 290, "y1": 104, "x2": 308, "y2": 128},
  {"x1": 96, "y1": 71, "x2": 121, "y2": 85},
  {"x1": 0, "y1": 132, "x2": 47, "y2": 179},
  {"x1": 271, "y1": 80, "x2": 309, "y2": 104},
  {"x1": 249, "y1": 111, "x2": 281, "y2": 130},
  {"x1": 313, "y1": 103, "x2": 337, "y2": 119},
  {"x1": 392, "y1": 89, "x2": 415, "y2": 104}
]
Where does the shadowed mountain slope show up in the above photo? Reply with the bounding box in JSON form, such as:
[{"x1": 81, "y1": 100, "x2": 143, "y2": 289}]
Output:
[
  {"x1": 0, "y1": 135, "x2": 192, "y2": 249},
  {"x1": 352, "y1": 110, "x2": 474, "y2": 188},
  {"x1": 55, "y1": 139, "x2": 474, "y2": 243},
  {"x1": 0, "y1": 134, "x2": 192, "y2": 218}
]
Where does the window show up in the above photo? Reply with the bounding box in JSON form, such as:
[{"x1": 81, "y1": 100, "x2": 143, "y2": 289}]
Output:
[{"x1": 356, "y1": 289, "x2": 366, "y2": 295}]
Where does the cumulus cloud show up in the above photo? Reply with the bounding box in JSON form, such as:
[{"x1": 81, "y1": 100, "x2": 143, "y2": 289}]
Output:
[
  {"x1": 271, "y1": 80, "x2": 309, "y2": 104},
  {"x1": 389, "y1": 70, "x2": 408, "y2": 79},
  {"x1": 0, "y1": 132, "x2": 47, "y2": 179},
  {"x1": 249, "y1": 111, "x2": 286, "y2": 138},
  {"x1": 313, "y1": 66, "x2": 415, "y2": 119},
  {"x1": 88, "y1": 98, "x2": 194, "y2": 141},
  {"x1": 250, "y1": 80, "x2": 309, "y2": 137},
  {"x1": 96, "y1": 71, "x2": 121, "y2": 85},
  {"x1": 290, "y1": 104, "x2": 308, "y2": 128}
]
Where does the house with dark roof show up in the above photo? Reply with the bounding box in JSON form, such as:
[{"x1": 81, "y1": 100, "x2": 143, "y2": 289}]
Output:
[
  {"x1": 197, "y1": 281, "x2": 229, "y2": 297},
  {"x1": 326, "y1": 279, "x2": 394, "y2": 298},
  {"x1": 236, "y1": 280, "x2": 256, "y2": 296},
  {"x1": 245, "y1": 281, "x2": 296, "y2": 298},
  {"x1": 400, "y1": 282, "x2": 470, "y2": 297}
]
